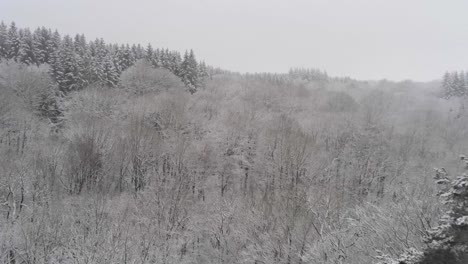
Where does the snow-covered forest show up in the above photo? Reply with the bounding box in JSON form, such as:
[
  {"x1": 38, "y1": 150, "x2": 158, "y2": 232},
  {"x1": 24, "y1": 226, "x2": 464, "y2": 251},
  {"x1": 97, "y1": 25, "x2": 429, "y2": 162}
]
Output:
[
  {"x1": 0, "y1": 22, "x2": 208, "y2": 94},
  {"x1": 1, "y1": 19, "x2": 468, "y2": 264}
]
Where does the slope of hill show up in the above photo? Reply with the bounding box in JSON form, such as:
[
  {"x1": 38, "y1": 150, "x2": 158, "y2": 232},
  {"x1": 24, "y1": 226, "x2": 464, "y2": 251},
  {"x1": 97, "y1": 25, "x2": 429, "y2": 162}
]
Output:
[{"x1": 1, "y1": 22, "x2": 468, "y2": 264}]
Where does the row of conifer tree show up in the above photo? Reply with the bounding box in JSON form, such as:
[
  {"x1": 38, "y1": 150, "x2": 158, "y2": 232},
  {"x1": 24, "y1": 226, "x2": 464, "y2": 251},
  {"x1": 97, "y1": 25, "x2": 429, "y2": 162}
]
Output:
[
  {"x1": 0, "y1": 21, "x2": 209, "y2": 93},
  {"x1": 442, "y1": 71, "x2": 468, "y2": 99}
]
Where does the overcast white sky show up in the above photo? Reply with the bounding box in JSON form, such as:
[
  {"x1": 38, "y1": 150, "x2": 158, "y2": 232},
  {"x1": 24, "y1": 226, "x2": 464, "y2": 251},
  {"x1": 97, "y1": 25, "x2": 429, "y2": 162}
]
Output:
[{"x1": 2, "y1": 0, "x2": 468, "y2": 81}]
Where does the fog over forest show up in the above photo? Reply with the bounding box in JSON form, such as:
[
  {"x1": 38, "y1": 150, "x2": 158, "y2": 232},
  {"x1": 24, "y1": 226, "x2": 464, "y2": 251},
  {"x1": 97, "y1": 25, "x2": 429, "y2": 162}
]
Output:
[{"x1": 1, "y1": 1, "x2": 468, "y2": 264}]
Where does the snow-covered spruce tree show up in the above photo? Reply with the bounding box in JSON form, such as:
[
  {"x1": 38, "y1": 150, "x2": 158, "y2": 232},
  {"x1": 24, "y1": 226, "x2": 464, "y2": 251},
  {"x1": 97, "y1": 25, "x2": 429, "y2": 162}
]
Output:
[
  {"x1": 452, "y1": 72, "x2": 466, "y2": 98},
  {"x1": 167, "y1": 50, "x2": 182, "y2": 76},
  {"x1": 442, "y1": 71, "x2": 467, "y2": 99},
  {"x1": 145, "y1": 43, "x2": 153, "y2": 62},
  {"x1": 121, "y1": 43, "x2": 135, "y2": 70},
  {"x1": 153, "y1": 48, "x2": 161, "y2": 67},
  {"x1": 73, "y1": 34, "x2": 87, "y2": 57},
  {"x1": 32, "y1": 27, "x2": 48, "y2": 64},
  {"x1": 198, "y1": 61, "x2": 209, "y2": 79},
  {"x1": 47, "y1": 30, "x2": 61, "y2": 64},
  {"x1": 442, "y1": 72, "x2": 453, "y2": 99},
  {"x1": 6, "y1": 22, "x2": 20, "y2": 61},
  {"x1": 110, "y1": 45, "x2": 123, "y2": 75},
  {"x1": 51, "y1": 35, "x2": 88, "y2": 93},
  {"x1": 18, "y1": 28, "x2": 36, "y2": 65},
  {"x1": 0, "y1": 21, "x2": 8, "y2": 60},
  {"x1": 466, "y1": 72, "x2": 468, "y2": 93},
  {"x1": 452, "y1": 72, "x2": 461, "y2": 98},
  {"x1": 101, "y1": 54, "x2": 119, "y2": 87},
  {"x1": 47, "y1": 31, "x2": 62, "y2": 83},
  {"x1": 159, "y1": 48, "x2": 170, "y2": 68},
  {"x1": 458, "y1": 71, "x2": 466, "y2": 97},
  {"x1": 88, "y1": 38, "x2": 107, "y2": 84},
  {"x1": 180, "y1": 49, "x2": 199, "y2": 93},
  {"x1": 377, "y1": 156, "x2": 468, "y2": 264},
  {"x1": 131, "y1": 43, "x2": 144, "y2": 60}
]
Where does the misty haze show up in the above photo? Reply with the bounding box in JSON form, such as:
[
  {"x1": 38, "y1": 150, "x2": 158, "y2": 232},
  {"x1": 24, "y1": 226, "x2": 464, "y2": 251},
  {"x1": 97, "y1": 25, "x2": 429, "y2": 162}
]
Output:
[{"x1": 1, "y1": 1, "x2": 468, "y2": 263}]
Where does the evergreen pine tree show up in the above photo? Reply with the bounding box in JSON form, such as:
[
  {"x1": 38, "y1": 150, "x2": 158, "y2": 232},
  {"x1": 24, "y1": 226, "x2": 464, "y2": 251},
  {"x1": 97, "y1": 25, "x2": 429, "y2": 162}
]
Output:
[
  {"x1": 168, "y1": 51, "x2": 182, "y2": 76},
  {"x1": 119, "y1": 44, "x2": 134, "y2": 70},
  {"x1": 73, "y1": 34, "x2": 88, "y2": 56},
  {"x1": 47, "y1": 30, "x2": 61, "y2": 64},
  {"x1": 76, "y1": 34, "x2": 95, "y2": 84},
  {"x1": 130, "y1": 44, "x2": 139, "y2": 62},
  {"x1": 32, "y1": 27, "x2": 45, "y2": 64},
  {"x1": 465, "y1": 72, "x2": 468, "y2": 97},
  {"x1": 18, "y1": 28, "x2": 36, "y2": 65},
  {"x1": 90, "y1": 38, "x2": 107, "y2": 84},
  {"x1": 101, "y1": 54, "x2": 119, "y2": 87},
  {"x1": 0, "y1": 21, "x2": 8, "y2": 60},
  {"x1": 453, "y1": 72, "x2": 465, "y2": 97},
  {"x1": 136, "y1": 44, "x2": 144, "y2": 59},
  {"x1": 33, "y1": 27, "x2": 54, "y2": 64},
  {"x1": 48, "y1": 31, "x2": 62, "y2": 83},
  {"x1": 111, "y1": 44, "x2": 123, "y2": 74},
  {"x1": 180, "y1": 49, "x2": 199, "y2": 93},
  {"x1": 443, "y1": 72, "x2": 455, "y2": 99},
  {"x1": 6, "y1": 22, "x2": 20, "y2": 61},
  {"x1": 160, "y1": 48, "x2": 169, "y2": 68},
  {"x1": 459, "y1": 71, "x2": 466, "y2": 97},
  {"x1": 153, "y1": 48, "x2": 161, "y2": 67},
  {"x1": 198, "y1": 61, "x2": 209, "y2": 79},
  {"x1": 180, "y1": 50, "x2": 190, "y2": 83},
  {"x1": 145, "y1": 43, "x2": 154, "y2": 62},
  {"x1": 53, "y1": 35, "x2": 87, "y2": 92}
]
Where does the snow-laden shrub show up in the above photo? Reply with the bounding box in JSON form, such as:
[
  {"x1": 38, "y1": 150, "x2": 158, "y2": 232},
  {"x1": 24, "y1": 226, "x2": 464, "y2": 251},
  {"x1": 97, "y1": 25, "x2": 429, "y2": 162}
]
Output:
[
  {"x1": 0, "y1": 61, "x2": 62, "y2": 123},
  {"x1": 321, "y1": 91, "x2": 358, "y2": 112},
  {"x1": 119, "y1": 59, "x2": 184, "y2": 95}
]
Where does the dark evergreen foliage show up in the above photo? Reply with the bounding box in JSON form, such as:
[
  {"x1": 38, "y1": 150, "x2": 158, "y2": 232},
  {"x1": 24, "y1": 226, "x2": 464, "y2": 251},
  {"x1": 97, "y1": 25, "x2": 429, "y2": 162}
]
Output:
[
  {"x1": 442, "y1": 71, "x2": 467, "y2": 99},
  {"x1": 377, "y1": 158, "x2": 468, "y2": 264},
  {"x1": 0, "y1": 21, "x2": 209, "y2": 94}
]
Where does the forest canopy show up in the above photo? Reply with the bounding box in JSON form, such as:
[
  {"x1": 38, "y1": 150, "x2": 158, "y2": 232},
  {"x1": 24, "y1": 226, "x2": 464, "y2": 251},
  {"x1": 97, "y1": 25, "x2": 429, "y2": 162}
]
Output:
[{"x1": 0, "y1": 20, "x2": 468, "y2": 264}]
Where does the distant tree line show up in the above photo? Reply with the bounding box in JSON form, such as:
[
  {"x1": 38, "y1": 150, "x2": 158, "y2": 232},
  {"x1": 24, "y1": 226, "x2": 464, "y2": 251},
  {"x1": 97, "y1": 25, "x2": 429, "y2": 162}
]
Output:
[
  {"x1": 0, "y1": 21, "x2": 208, "y2": 93},
  {"x1": 288, "y1": 67, "x2": 329, "y2": 81},
  {"x1": 237, "y1": 67, "x2": 331, "y2": 87},
  {"x1": 442, "y1": 71, "x2": 468, "y2": 99}
]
